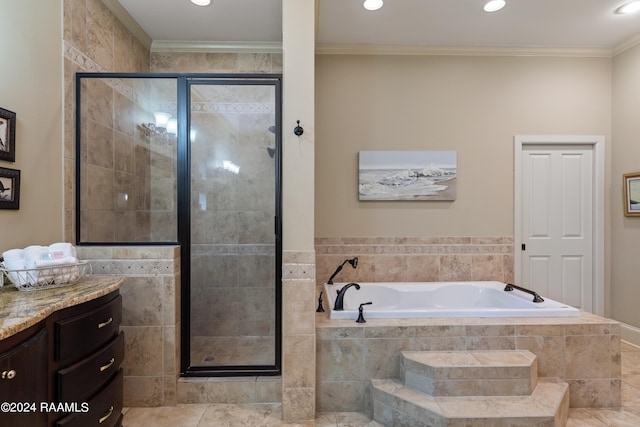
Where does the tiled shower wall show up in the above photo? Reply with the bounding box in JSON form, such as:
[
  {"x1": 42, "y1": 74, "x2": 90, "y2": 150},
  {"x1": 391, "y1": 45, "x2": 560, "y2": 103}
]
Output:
[
  {"x1": 63, "y1": 0, "x2": 151, "y2": 243},
  {"x1": 64, "y1": 0, "x2": 290, "y2": 410},
  {"x1": 76, "y1": 75, "x2": 178, "y2": 242},
  {"x1": 190, "y1": 246, "x2": 275, "y2": 340},
  {"x1": 188, "y1": 81, "x2": 278, "y2": 345},
  {"x1": 315, "y1": 236, "x2": 515, "y2": 292}
]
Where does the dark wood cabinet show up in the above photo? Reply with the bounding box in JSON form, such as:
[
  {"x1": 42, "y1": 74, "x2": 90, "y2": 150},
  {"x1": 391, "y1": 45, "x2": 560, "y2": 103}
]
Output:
[
  {"x1": 55, "y1": 370, "x2": 123, "y2": 427},
  {"x1": 0, "y1": 290, "x2": 123, "y2": 427},
  {"x1": 0, "y1": 327, "x2": 48, "y2": 427},
  {"x1": 57, "y1": 332, "x2": 124, "y2": 403},
  {"x1": 54, "y1": 295, "x2": 122, "y2": 363}
]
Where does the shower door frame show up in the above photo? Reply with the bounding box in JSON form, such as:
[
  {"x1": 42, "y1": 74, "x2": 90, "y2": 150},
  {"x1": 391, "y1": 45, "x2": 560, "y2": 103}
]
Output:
[
  {"x1": 75, "y1": 72, "x2": 282, "y2": 377},
  {"x1": 180, "y1": 75, "x2": 283, "y2": 377}
]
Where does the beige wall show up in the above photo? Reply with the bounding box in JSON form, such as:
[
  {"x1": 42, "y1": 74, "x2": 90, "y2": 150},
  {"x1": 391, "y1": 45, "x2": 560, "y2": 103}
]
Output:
[
  {"x1": 612, "y1": 44, "x2": 640, "y2": 328},
  {"x1": 0, "y1": 0, "x2": 63, "y2": 251},
  {"x1": 315, "y1": 54, "x2": 612, "y2": 238}
]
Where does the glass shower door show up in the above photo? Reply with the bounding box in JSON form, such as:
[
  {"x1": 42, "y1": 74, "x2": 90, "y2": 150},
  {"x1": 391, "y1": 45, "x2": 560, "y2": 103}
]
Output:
[{"x1": 186, "y1": 78, "x2": 281, "y2": 374}]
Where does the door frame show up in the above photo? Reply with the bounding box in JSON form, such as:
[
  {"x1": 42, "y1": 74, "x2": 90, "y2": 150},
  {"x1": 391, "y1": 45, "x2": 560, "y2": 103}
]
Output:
[
  {"x1": 514, "y1": 135, "x2": 605, "y2": 316},
  {"x1": 179, "y1": 74, "x2": 283, "y2": 377}
]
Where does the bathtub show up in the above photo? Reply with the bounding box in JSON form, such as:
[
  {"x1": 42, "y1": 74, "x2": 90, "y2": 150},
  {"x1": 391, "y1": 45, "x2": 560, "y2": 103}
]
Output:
[{"x1": 323, "y1": 281, "x2": 580, "y2": 319}]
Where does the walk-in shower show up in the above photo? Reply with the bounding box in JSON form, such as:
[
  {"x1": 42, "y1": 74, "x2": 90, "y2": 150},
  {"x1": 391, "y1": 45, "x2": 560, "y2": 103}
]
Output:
[{"x1": 75, "y1": 73, "x2": 282, "y2": 376}]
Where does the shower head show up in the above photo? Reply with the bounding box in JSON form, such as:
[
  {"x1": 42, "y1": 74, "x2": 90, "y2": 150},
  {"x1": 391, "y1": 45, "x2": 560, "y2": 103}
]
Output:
[
  {"x1": 327, "y1": 257, "x2": 359, "y2": 284},
  {"x1": 258, "y1": 146, "x2": 276, "y2": 159},
  {"x1": 268, "y1": 125, "x2": 276, "y2": 134}
]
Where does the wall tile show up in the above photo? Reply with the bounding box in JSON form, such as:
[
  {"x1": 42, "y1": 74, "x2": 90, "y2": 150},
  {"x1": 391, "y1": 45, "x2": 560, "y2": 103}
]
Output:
[
  {"x1": 317, "y1": 381, "x2": 365, "y2": 412},
  {"x1": 283, "y1": 335, "x2": 315, "y2": 389},
  {"x1": 86, "y1": 0, "x2": 114, "y2": 70},
  {"x1": 123, "y1": 376, "x2": 164, "y2": 407},
  {"x1": 121, "y1": 326, "x2": 164, "y2": 376},
  {"x1": 282, "y1": 387, "x2": 314, "y2": 421},
  {"x1": 120, "y1": 276, "x2": 163, "y2": 326}
]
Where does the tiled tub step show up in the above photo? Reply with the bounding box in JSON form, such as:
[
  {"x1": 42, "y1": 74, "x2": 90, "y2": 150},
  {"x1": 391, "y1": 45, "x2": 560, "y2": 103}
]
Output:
[
  {"x1": 400, "y1": 350, "x2": 538, "y2": 397},
  {"x1": 372, "y1": 377, "x2": 569, "y2": 427}
]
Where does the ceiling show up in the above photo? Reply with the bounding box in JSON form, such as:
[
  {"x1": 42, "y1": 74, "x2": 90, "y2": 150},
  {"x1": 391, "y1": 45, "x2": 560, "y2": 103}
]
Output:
[{"x1": 111, "y1": 0, "x2": 640, "y2": 53}]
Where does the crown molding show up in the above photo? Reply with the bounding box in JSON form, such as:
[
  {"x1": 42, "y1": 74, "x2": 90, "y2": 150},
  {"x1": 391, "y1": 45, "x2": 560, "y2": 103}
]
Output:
[
  {"x1": 613, "y1": 34, "x2": 640, "y2": 56},
  {"x1": 315, "y1": 43, "x2": 613, "y2": 58},
  {"x1": 101, "y1": 0, "x2": 152, "y2": 50},
  {"x1": 151, "y1": 40, "x2": 283, "y2": 53}
]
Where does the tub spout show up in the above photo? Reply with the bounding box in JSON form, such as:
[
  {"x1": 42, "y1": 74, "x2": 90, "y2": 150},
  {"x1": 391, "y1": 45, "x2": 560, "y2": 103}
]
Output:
[{"x1": 333, "y1": 282, "x2": 361, "y2": 311}]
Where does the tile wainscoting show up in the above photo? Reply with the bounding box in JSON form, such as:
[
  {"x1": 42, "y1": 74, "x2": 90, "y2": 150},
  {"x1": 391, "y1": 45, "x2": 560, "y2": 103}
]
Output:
[
  {"x1": 315, "y1": 236, "x2": 515, "y2": 295},
  {"x1": 77, "y1": 246, "x2": 181, "y2": 407},
  {"x1": 316, "y1": 312, "x2": 620, "y2": 414}
]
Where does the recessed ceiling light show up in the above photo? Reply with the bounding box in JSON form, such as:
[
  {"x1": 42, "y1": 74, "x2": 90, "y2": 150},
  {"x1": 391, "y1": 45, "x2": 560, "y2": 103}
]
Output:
[
  {"x1": 616, "y1": 1, "x2": 640, "y2": 14},
  {"x1": 484, "y1": 0, "x2": 506, "y2": 12},
  {"x1": 190, "y1": 0, "x2": 211, "y2": 6},
  {"x1": 363, "y1": 0, "x2": 383, "y2": 11}
]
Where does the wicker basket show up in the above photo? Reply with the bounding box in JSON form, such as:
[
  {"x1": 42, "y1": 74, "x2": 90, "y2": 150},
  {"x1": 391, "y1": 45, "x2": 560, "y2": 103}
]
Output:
[{"x1": 0, "y1": 261, "x2": 91, "y2": 291}]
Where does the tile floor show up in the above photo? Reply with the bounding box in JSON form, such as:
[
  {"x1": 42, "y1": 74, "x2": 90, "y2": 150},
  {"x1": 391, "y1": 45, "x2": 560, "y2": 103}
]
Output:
[{"x1": 123, "y1": 341, "x2": 640, "y2": 426}]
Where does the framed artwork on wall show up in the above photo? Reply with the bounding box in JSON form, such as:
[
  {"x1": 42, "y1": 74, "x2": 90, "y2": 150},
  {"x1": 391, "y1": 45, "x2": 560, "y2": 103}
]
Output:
[
  {"x1": 0, "y1": 107, "x2": 16, "y2": 162},
  {"x1": 358, "y1": 150, "x2": 457, "y2": 201},
  {"x1": 623, "y1": 172, "x2": 640, "y2": 217},
  {"x1": 0, "y1": 167, "x2": 20, "y2": 210}
]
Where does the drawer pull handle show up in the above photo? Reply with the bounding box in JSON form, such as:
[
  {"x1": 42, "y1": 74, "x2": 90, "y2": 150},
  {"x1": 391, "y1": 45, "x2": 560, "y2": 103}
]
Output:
[
  {"x1": 99, "y1": 406, "x2": 114, "y2": 424},
  {"x1": 97, "y1": 317, "x2": 113, "y2": 329},
  {"x1": 1, "y1": 370, "x2": 16, "y2": 380},
  {"x1": 99, "y1": 357, "x2": 115, "y2": 372}
]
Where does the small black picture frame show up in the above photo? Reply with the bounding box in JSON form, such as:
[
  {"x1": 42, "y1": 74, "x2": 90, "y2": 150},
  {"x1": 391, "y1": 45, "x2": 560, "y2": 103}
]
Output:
[
  {"x1": 0, "y1": 107, "x2": 16, "y2": 162},
  {"x1": 0, "y1": 167, "x2": 20, "y2": 209}
]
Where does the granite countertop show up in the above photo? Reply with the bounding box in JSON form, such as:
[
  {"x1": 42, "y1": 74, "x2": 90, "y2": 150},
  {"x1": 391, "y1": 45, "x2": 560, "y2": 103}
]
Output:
[{"x1": 0, "y1": 276, "x2": 123, "y2": 341}]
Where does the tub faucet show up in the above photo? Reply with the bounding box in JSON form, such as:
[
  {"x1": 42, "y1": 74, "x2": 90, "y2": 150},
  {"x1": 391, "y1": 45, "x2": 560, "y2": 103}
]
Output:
[{"x1": 333, "y1": 282, "x2": 361, "y2": 311}]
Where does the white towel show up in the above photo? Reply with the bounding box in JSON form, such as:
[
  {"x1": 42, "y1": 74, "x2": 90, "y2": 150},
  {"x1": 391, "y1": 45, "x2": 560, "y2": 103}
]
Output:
[
  {"x1": 23, "y1": 246, "x2": 47, "y2": 269},
  {"x1": 34, "y1": 256, "x2": 79, "y2": 285},
  {"x1": 2, "y1": 249, "x2": 25, "y2": 285},
  {"x1": 48, "y1": 242, "x2": 76, "y2": 259},
  {"x1": 3, "y1": 244, "x2": 80, "y2": 287},
  {"x1": 33, "y1": 256, "x2": 79, "y2": 268}
]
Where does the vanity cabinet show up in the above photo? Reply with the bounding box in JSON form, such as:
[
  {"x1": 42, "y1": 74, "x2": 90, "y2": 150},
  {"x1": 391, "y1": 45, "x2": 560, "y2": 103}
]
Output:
[
  {"x1": 0, "y1": 325, "x2": 48, "y2": 427},
  {"x1": 0, "y1": 287, "x2": 123, "y2": 427},
  {"x1": 51, "y1": 292, "x2": 123, "y2": 427}
]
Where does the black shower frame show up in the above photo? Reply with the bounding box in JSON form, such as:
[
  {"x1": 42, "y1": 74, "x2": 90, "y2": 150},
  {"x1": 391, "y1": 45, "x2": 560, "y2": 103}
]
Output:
[{"x1": 75, "y1": 72, "x2": 283, "y2": 377}]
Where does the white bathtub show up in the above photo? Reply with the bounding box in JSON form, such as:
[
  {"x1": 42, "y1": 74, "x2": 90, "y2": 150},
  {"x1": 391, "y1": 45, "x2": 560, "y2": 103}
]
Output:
[{"x1": 323, "y1": 281, "x2": 580, "y2": 319}]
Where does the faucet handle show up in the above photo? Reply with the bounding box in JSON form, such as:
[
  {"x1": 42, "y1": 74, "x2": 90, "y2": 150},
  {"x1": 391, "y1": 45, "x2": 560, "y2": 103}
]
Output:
[
  {"x1": 356, "y1": 302, "x2": 373, "y2": 323},
  {"x1": 316, "y1": 291, "x2": 325, "y2": 313}
]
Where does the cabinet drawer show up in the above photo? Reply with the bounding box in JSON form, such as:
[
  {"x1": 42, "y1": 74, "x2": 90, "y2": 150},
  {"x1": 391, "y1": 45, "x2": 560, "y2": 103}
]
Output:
[
  {"x1": 55, "y1": 369, "x2": 123, "y2": 427},
  {"x1": 58, "y1": 331, "x2": 124, "y2": 402},
  {"x1": 55, "y1": 295, "x2": 122, "y2": 361}
]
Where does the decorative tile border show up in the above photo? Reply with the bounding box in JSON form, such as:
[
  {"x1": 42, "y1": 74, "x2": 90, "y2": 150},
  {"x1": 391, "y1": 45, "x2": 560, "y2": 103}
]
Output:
[
  {"x1": 191, "y1": 244, "x2": 275, "y2": 256},
  {"x1": 87, "y1": 259, "x2": 176, "y2": 276},
  {"x1": 315, "y1": 236, "x2": 514, "y2": 255}
]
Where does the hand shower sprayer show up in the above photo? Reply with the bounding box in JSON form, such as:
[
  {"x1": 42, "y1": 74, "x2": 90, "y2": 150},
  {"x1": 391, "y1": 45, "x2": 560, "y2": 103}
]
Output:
[{"x1": 327, "y1": 257, "x2": 358, "y2": 284}]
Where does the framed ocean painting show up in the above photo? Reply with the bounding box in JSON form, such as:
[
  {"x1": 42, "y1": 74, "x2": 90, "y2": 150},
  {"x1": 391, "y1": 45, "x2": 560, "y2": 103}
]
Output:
[{"x1": 358, "y1": 151, "x2": 457, "y2": 201}]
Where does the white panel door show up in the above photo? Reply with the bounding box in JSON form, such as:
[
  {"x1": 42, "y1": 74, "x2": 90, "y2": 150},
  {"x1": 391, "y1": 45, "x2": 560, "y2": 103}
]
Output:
[{"x1": 521, "y1": 144, "x2": 593, "y2": 310}]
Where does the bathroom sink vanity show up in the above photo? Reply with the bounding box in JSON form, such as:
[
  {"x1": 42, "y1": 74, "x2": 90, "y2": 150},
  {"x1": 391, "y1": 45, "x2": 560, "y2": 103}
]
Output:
[{"x1": 0, "y1": 277, "x2": 123, "y2": 427}]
